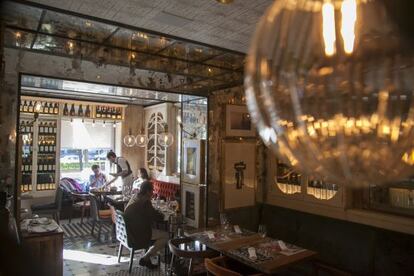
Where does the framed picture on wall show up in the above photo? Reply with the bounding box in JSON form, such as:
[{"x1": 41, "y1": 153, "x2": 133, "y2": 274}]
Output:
[
  {"x1": 222, "y1": 139, "x2": 256, "y2": 209},
  {"x1": 225, "y1": 105, "x2": 256, "y2": 137},
  {"x1": 182, "y1": 139, "x2": 206, "y2": 184}
]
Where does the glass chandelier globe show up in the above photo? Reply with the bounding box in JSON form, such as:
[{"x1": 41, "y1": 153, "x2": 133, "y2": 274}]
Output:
[
  {"x1": 245, "y1": 0, "x2": 414, "y2": 186},
  {"x1": 158, "y1": 125, "x2": 174, "y2": 147},
  {"x1": 136, "y1": 129, "x2": 148, "y2": 147},
  {"x1": 123, "y1": 129, "x2": 136, "y2": 147}
]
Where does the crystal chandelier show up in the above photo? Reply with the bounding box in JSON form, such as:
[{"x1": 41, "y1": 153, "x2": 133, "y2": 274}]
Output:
[{"x1": 245, "y1": 0, "x2": 414, "y2": 186}]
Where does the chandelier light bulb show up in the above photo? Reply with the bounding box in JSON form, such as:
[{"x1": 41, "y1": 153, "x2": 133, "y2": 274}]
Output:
[
  {"x1": 245, "y1": 0, "x2": 414, "y2": 186},
  {"x1": 136, "y1": 129, "x2": 148, "y2": 147}
]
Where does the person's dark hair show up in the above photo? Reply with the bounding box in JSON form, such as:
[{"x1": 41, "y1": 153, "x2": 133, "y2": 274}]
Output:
[
  {"x1": 106, "y1": 151, "x2": 116, "y2": 159},
  {"x1": 139, "y1": 168, "x2": 149, "y2": 180},
  {"x1": 91, "y1": 164, "x2": 100, "y2": 170},
  {"x1": 138, "y1": 181, "x2": 153, "y2": 196}
]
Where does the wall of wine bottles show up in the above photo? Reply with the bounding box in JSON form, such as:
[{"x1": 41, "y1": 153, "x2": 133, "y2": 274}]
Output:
[
  {"x1": 37, "y1": 120, "x2": 57, "y2": 191},
  {"x1": 20, "y1": 98, "x2": 59, "y2": 115},
  {"x1": 20, "y1": 120, "x2": 34, "y2": 193},
  {"x1": 18, "y1": 116, "x2": 59, "y2": 194},
  {"x1": 20, "y1": 96, "x2": 125, "y2": 120}
]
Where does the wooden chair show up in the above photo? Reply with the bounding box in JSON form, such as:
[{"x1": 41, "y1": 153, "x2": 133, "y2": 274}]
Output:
[
  {"x1": 31, "y1": 187, "x2": 63, "y2": 224},
  {"x1": 114, "y1": 210, "x2": 160, "y2": 273},
  {"x1": 69, "y1": 192, "x2": 90, "y2": 225},
  {"x1": 169, "y1": 237, "x2": 217, "y2": 276},
  {"x1": 89, "y1": 193, "x2": 112, "y2": 242},
  {"x1": 205, "y1": 256, "x2": 263, "y2": 276}
]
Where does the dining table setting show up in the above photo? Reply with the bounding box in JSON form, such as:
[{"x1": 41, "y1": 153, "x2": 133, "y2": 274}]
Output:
[{"x1": 185, "y1": 223, "x2": 317, "y2": 275}]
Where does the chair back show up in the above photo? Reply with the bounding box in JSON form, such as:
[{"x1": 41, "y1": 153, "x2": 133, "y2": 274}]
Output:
[
  {"x1": 204, "y1": 257, "x2": 242, "y2": 276},
  {"x1": 54, "y1": 187, "x2": 63, "y2": 211},
  {"x1": 115, "y1": 210, "x2": 133, "y2": 248},
  {"x1": 169, "y1": 237, "x2": 217, "y2": 259},
  {"x1": 89, "y1": 193, "x2": 100, "y2": 221}
]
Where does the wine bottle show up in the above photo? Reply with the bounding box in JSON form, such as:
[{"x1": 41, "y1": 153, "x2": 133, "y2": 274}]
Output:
[
  {"x1": 117, "y1": 108, "x2": 122, "y2": 119},
  {"x1": 39, "y1": 122, "x2": 43, "y2": 134},
  {"x1": 23, "y1": 101, "x2": 28, "y2": 112},
  {"x1": 63, "y1": 103, "x2": 69, "y2": 116},
  {"x1": 96, "y1": 106, "x2": 101, "y2": 118},
  {"x1": 54, "y1": 103, "x2": 59, "y2": 114},
  {"x1": 28, "y1": 101, "x2": 34, "y2": 113},
  {"x1": 69, "y1": 104, "x2": 76, "y2": 116},
  {"x1": 85, "y1": 105, "x2": 91, "y2": 117},
  {"x1": 78, "y1": 104, "x2": 84, "y2": 117},
  {"x1": 44, "y1": 102, "x2": 49, "y2": 113}
]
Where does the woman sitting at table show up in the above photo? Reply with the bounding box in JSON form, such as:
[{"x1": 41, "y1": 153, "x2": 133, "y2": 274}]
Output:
[
  {"x1": 124, "y1": 181, "x2": 168, "y2": 269},
  {"x1": 89, "y1": 164, "x2": 107, "y2": 189},
  {"x1": 132, "y1": 168, "x2": 150, "y2": 193}
]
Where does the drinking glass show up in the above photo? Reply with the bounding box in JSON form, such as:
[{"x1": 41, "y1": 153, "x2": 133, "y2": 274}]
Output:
[
  {"x1": 258, "y1": 224, "x2": 267, "y2": 238},
  {"x1": 220, "y1": 213, "x2": 231, "y2": 231}
]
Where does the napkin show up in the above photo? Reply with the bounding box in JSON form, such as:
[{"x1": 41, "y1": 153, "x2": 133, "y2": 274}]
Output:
[
  {"x1": 278, "y1": 240, "x2": 288, "y2": 251},
  {"x1": 248, "y1": 247, "x2": 257, "y2": 260},
  {"x1": 234, "y1": 225, "x2": 242, "y2": 234},
  {"x1": 206, "y1": 231, "x2": 215, "y2": 239}
]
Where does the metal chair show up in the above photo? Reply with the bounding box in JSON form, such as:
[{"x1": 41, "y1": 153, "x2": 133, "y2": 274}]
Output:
[
  {"x1": 31, "y1": 187, "x2": 63, "y2": 224},
  {"x1": 205, "y1": 256, "x2": 263, "y2": 276},
  {"x1": 115, "y1": 210, "x2": 160, "y2": 273},
  {"x1": 89, "y1": 193, "x2": 112, "y2": 242},
  {"x1": 168, "y1": 237, "x2": 217, "y2": 276}
]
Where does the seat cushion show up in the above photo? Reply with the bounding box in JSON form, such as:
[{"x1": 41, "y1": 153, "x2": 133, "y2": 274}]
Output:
[
  {"x1": 31, "y1": 202, "x2": 56, "y2": 211},
  {"x1": 98, "y1": 209, "x2": 112, "y2": 218}
]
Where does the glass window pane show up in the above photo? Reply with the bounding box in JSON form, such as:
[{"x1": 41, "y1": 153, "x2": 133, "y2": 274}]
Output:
[{"x1": 60, "y1": 119, "x2": 114, "y2": 185}]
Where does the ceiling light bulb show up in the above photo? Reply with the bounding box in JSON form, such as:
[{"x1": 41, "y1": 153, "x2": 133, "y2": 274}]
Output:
[
  {"x1": 113, "y1": 121, "x2": 116, "y2": 128},
  {"x1": 92, "y1": 120, "x2": 95, "y2": 127},
  {"x1": 103, "y1": 121, "x2": 106, "y2": 127}
]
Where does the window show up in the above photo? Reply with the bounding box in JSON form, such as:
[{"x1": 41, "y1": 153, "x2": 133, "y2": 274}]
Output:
[
  {"x1": 60, "y1": 119, "x2": 116, "y2": 185},
  {"x1": 272, "y1": 158, "x2": 339, "y2": 202}
]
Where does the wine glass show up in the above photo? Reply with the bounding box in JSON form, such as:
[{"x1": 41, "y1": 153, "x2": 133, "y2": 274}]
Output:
[
  {"x1": 220, "y1": 213, "x2": 230, "y2": 231},
  {"x1": 258, "y1": 224, "x2": 267, "y2": 238}
]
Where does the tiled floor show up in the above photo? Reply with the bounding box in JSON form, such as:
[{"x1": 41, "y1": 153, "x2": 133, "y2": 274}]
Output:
[{"x1": 61, "y1": 219, "x2": 166, "y2": 276}]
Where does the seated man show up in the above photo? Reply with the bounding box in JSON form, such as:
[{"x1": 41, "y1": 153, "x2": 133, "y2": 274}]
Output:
[
  {"x1": 124, "y1": 181, "x2": 168, "y2": 269},
  {"x1": 89, "y1": 164, "x2": 107, "y2": 189}
]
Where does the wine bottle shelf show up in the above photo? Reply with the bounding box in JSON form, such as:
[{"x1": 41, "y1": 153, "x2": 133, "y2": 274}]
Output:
[{"x1": 20, "y1": 99, "x2": 60, "y2": 115}]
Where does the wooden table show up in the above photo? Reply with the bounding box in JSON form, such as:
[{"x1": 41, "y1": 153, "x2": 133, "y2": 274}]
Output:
[
  {"x1": 21, "y1": 220, "x2": 64, "y2": 276},
  {"x1": 187, "y1": 226, "x2": 317, "y2": 275}
]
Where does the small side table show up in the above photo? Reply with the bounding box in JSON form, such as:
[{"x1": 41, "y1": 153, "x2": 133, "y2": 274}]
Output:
[{"x1": 21, "y1": 220, "x2": 64, "y2": 276}]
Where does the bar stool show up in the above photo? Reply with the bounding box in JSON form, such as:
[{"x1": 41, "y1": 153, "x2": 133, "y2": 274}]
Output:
[{"x1": 168, "y1": 237, "x2": 217, "y2": 276}]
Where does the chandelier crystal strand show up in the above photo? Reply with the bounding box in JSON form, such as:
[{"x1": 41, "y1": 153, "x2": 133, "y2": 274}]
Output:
[{"x1": 245, "y1": 0, "x2": 414, "y2": 186}]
